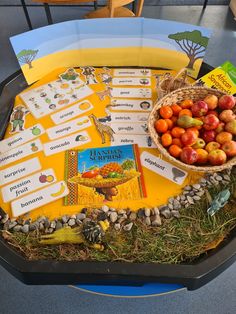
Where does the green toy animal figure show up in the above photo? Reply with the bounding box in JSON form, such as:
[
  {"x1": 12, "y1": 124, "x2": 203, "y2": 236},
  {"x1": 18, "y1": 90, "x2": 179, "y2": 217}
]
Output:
[
  {"x1": 39, "y1": 219, "x2": 109, "y2": 251},
  {"x1": 207, "y1": 189, "x2": 231, "y2": 216}
]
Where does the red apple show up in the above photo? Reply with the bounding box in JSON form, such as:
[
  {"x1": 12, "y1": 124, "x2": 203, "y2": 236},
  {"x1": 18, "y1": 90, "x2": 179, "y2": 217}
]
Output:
[
  {"x1": 191, "y1": 100, "x2": 208, "y2": 117},
  {"x1": 225, "y1": 120, "x2": 236, "y2": 135},
  {"x1": 221, "y1": 141, "x2": 236, "y2": 157},
  {"x1": 181, "y1": 130, "x2": 198, "y2": 146},
  {"x1": 205, "y1": 141, "x2": 221, "y2": 152},
  {"x1": 202, "y1": 130, "x2": 216, "y2": 143},
  {"x1": 219, "y1": 110, "x2": 235, "y2": 123},
  {"x1": 204, "y1": 94, "x2": 218, "y2": 110},
  {"x1": 208, "y1": 149, "x2": 227, "y2": 165},
  {"x1": 218, "y1": 95, "x2": 235, "y2": 110},
  {"x1": 192, "y1": 138, "x2": 206, "y2": 149},
  {"x1": 196, "y1": 148, "x2": 208, "y2": 164},
  {"x1": 180, "y1": 147, "x2": 198, "y2": 164},
  {"x1": 208, "y1": 110, "x2": 218, "y2": 117},
  {"x1": 203, "y1": 114, "x2": 220, "y2": 130},
  {"x1": 215, "y1": 122, "x2": 225, "y2": 133}
]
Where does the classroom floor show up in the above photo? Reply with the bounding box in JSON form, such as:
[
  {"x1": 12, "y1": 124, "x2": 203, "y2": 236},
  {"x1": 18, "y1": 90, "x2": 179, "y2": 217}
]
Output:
[{"x1": 0, "y1": 4, "x2": 236, "y2": 314}]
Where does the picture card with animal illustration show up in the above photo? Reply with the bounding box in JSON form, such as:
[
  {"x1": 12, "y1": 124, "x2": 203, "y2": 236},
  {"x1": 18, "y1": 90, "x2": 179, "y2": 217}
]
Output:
[
  {"x1": 11, "y1": 181, "x2": 69, "y2": 217},
  {"x1": 111, "y1": 134, "x2": 157, "y2": 148},
  {"x1": 64, "y1": 144, "x2": 146, "y2": 206},
  {"x1": 112, "y1": 77, "x2": 151, "y2": 86},
  {"x1": 111, "y1": 87, "x2": 152, "y2": 98},
  {"x1": 0, "y1": 124, "x2": 45, "y2": 154},
  {"x1": 108, "y1": 99, "x2": 153, "y2": 112},
  {"x1": 0, "y1": 139, "x2": 43, "y2": 168},
  {"x1": 1, "y1": 168, "x2": 56, "y2": 202},
  {"x1": 20, "y1": 70, "x2": 93, "y2": 119},
  {"x1": 141, "y1": 151, "x2": 188, "y2": 185},
  {"x1": 50, "y1": 100, "x2": 93, "y2": 125}
]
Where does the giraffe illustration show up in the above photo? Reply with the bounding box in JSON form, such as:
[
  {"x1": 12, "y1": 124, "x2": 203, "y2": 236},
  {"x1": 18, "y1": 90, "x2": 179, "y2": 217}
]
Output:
[{"x1": 89, "y1": 114, "x2": 115, "y2": 144}]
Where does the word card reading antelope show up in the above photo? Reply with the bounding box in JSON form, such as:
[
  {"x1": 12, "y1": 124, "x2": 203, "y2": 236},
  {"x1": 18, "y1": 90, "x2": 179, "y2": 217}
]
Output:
[
  {"x1": 46, "y1": 116, "x2": 91, "y2": 140},
  {"x1": 1, "y1": 168, "x2": 56, "y2": 202},
  {"x1": 113, "y1": 69, "x2": 151, "y2": 77},
  {"x1": 0, "y1": 124, "x2": 45, "y2": 154},
  {"x1": 51, "y1": 100, "x2": 93, "y2": 125},
  {"x1": 11, "y1": 181, "x2": 69, "y2": 217},
  {"x1": 141, "y1": 151, "x2": 188, "y2": 185},
  {"x1": 112, "y1": 77, "x2": 151, "y2": 86},
  {"x1": 0, "y1": 139, "x2": 43, "y2": 168},
  {"x1": 0, "y1": 157, "x2": 41, "y2": 186},
  {"x1": 43, "y1": 131, "x2": 90, "y2": 156},
  {"x1": 110, "y1": 99, "x2": 153, "y2": 112},
  {"x1": 111, "y1": 88, "x2": 152, "y2": 99}
]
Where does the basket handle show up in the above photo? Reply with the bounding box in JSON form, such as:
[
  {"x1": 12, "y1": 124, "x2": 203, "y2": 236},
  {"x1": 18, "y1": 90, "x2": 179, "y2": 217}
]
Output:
[{"x1": 165, "y1": 68, "x2": 188, "y2": 93}]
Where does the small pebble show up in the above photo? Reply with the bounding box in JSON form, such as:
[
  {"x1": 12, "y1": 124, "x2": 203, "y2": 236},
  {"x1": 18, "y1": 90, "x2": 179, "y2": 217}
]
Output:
[
  {"x1": 193, "y1": 184, "x2": 201, "y2": 190},
  {"x1": 145, "y1": 208, "x2": 151, "y2": 217},
  {"x1": 145, "y1": 217, "x2": 151, "y2": 226},
  {"x1": 159, "y1": 205, "x2": 169, "y2": 212},
  {"x1": 110, "y1": 212, "x2": 118, "y2": 223},
  {"x1": 129, "y1": 212, "x2": 137, "y2": 221},
  {"x1": 215, "y1": 175, "x2": 223, "y2": 181},
  {"x1": 29, "y1": 224, "x2": 37, "y2": 231},
  {"x1": 151, "y1": 215, "x2": 162, "y2": 226},
  {"x1": 37, "y1": 216, "x2": 46, "y2": 223},
  {"x1": 184, "y1": 185, "x2": 192, "y2": 191},
  {"x1": 193, "y1": 195, "x2": 201, "y2": 201},
  {"x1": 39, "y1": 222, "x2": 45, "y2": 231},
  {"x1": 114, "y1": 223, "x2": 121, "y2": 231},
  {"x1": 161, "y1": 209, "x2": 171, "y2": 219},
  {"x1": 223, "y1": 175, "x2": 231, "y2": 181},
  {"x1": 83, "y1": 218, "x2": 92, "y2": 224},
  {"x1": 97, "y1": 212, "x2": 107, "y2": 221},
  {"x1": 137, "y1": 208, "x2": 145, "y2": 218},
  {"x1": 123, "y1": 222, "x2": 133, "y2": 231},
  {"x1": 56, "y1": 221, "x2": 63, "y2": 230},
  {"x1": 168, "y1": 197, "x2": 174, "y2": 203},
  {"x1": 168, "y1": 204, "x2": 174, "y2": 210},
  {"x1": 8, "y1": 221, "x2": 17, "y2": 230},
  {"x1": 22, "y1": 224, "x2": 29, "y2": 234},
  {"x1": 187, "y1": 196, "x2": 194, "y2": 205},
  {"x1": 1, "y1": 214, "x2": 9, "y2": 224},
  {"x1": 13, "y1": 225, "x2": 22, "y2": 232},
  {"x1": 68, "y1": 218, "x2": 76, "y2": 227},
  {"x1": 71, "y1": 214, "x2": 76, "y2": 219},
  {"x1": 50, "y1": 221, "x2": 56, "y2": 229},
  {"x1": 153, "y1": 207, "x2": 160, "y2": 215},
  {"x1": 76, "y1": 213, "x2": 86, "y2": 221},
  {"x1": 119, "y1": 209, "x2": 126, "y2": 215},
  {"x1": 110, "y1": 207, "x2": 116, "y2": 212},
  {"x1": 44, "y1": 218, "x2": 50, "y2": 229},
  {"x1": 48, "y1": 228, "x2": 54, "y2": 233},
  {"x1": 180, "y1": 195, "x2": 186, "y2": 201},
  {"x1": 62, "y1": 215, "x2": 69, "y2": 224},
  {"x1": 172, "y1": 210, "x2": 180, "y2": 218}
]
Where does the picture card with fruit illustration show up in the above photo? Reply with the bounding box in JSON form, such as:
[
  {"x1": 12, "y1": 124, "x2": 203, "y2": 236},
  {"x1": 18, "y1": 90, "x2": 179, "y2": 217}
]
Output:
[
  {"x1": 1, "y1": 169, "x2": 56, "y2": 203},
  {"x1": 20, "y1": 71, "x2": 93, "y2": 119},
  {"x1": 64, "y1": 144, "x2": 146, "y2": 205},
  {"x1": 11, "y1": 181, "x2": 69, "y2": 217}
]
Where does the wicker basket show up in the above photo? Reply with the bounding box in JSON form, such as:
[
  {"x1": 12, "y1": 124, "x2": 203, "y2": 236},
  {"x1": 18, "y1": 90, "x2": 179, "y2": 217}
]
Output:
[
  {"x1": 148, "y1": 86, "x2": 236, "y2": 173},
  {"x1": 156, "y1": 68, "x2": 190, "y2": 101}
]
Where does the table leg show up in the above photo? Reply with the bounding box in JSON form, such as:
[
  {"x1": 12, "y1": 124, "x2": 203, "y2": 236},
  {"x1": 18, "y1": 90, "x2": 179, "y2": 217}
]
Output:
[
  {"x1": 203, "y1": 0, "x2": 208, "y2": 10},
  {"x1": 20, "y1": 0, "x2": 33, "y2": 30},
  {"x1": 44, "y1": 3, "x2": 53, "y2": 24}
]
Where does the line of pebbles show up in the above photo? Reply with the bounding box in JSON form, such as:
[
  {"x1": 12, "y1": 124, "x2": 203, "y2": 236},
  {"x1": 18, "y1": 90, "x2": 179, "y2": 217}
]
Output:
[{"x1": 0, "y1": 169, "x2": 233, "y2": 235}]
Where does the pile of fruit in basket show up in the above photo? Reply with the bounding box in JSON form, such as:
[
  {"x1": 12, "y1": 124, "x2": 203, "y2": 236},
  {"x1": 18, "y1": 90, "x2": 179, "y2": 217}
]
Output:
[
  {"x1": 81, "y1": 163, "x2": 125, "y2": 179},
  {"x1": 154, "y1": 94, "x2": 236, "y2": 165}
]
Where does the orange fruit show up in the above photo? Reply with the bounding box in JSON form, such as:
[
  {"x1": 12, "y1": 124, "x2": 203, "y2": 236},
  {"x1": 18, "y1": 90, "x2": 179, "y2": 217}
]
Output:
[
  {"x1": 154, "y1": 119, "x2": 168, "y2": 133},
  {"x1": 171, "y1": 126, "x2": 185, "y2": 138},
  {"x1": 196, "y1": 148, "x2": 208, "y2": 164},
  {"x1": 169, "y1": 145, "x2": 182, "y2": 158},
  {"x1": 160, "y1": 106, "x2": 173, "y2": 119},
  {"x1": 180, "y1": 99, "x2": 194, "y2": 109},
  {"x1": 187, "y1": 127, "x2": 199, "y2": 137},
  {"x1": 171, "y1": 104, "x2": 182, "y2": 116},
  {"x1": 216, "y1": 132, "x2": 233, "y2": 145},
  {"x1": 179, "y1": 109, "x2": 192, "y2": 117},
  {"x1": 161, "y1": 133, "x2": 172, "y2": 147},
  {"x1": 165, "y1": 118, "x2": 174, "y2": 130},
  {"x1": 172, "y1": 138, "x2": 183, "y2": 148}
]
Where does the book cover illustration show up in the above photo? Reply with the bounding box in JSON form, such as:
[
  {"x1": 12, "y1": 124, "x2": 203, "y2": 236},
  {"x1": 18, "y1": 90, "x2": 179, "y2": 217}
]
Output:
[{"x1": 64, "y1": 144, "x2": 146, "y2": 205}]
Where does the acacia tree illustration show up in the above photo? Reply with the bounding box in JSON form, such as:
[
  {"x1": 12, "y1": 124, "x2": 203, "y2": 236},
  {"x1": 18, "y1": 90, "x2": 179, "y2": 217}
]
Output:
[{"x1": 16, "y1": 49, "x2": 38, "y2": 69}]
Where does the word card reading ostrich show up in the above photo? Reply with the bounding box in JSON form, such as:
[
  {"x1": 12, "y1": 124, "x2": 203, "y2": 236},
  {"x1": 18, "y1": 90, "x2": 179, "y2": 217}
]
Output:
[{"x1": 11, "y1": 181, "x2": 69, "y2": 217}]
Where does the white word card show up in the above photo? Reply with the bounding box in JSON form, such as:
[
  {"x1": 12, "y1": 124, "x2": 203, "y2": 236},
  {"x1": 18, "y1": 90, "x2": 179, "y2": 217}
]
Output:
[
  {"x1": 1, "y1": 168, "x2": 56, "y2": 202},
  {"x1": 112, "y1": 134, "x2": 157, "y2": 148},
  {"x1": 112, "y1": 123, "x2": 148, "y2": 135},
  {"x1": 0, "y1": 157, "x2": 41, "y2": 186},
  {"x1": 51, "y1": 100, "x2": 93, "y2": 125},
  {"x1": 113, "y1": 69, "x2": 151, "y2": 77},
  {"x1": 110, "y1": 99, "x2": 153, "y2": 112},
  {"x1": 43, "y1": 131, "x2": 90, "y2": 156},
  {"x1": 0, "y1": 124, "x2": 45, "y2": 154},
  {"x1": 0, "y1": 139, "x2": 43, "y2": 168},
  {"x1": 46, "y1": 116, "x2": 91, "y2": 140},
  {"x1": 110, "y1": 112, "x2": 149, "y2": 123},
  {"x1": 11, "y1": 181, "x2": 69, "y2": 217},
  {"x1": 112, "y1": 77, "x2": 151, "y2": 86},
  {"x1": 111, "y1": 87, "x2": 152, "y2": 99},
  {"x1": 141, "y1": 151, "x2": 188, "y2": 185}
]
